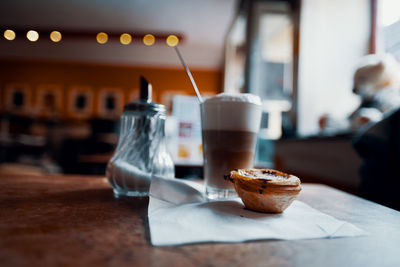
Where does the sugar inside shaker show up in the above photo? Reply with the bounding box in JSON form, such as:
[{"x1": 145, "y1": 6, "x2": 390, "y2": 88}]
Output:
[{"x1": 106, "y1": 76, "x2": 174, "y2": 197}]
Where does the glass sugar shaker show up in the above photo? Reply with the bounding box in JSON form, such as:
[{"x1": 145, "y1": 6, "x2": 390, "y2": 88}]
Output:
[{"x1": 106, "y1": 76, "x2": 174, "y2": 197}]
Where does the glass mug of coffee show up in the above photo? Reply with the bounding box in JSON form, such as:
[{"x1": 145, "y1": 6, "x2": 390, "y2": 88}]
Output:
[{"x1": 201, "y1": 93, "x2": 262, "y2": 199}]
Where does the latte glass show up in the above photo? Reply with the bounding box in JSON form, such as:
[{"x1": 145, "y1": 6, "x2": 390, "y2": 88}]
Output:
[{"x1": 201, "y1": 93, "x2": 262, "y2": 199}]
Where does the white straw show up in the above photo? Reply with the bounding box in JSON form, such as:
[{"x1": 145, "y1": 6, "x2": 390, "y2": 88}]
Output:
[{"x1": 174, "y1": 46, "x2": 203, "y2": 103}]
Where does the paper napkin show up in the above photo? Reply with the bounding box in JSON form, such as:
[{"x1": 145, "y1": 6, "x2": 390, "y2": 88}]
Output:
[{"x1": 148, "y1": 176, "x2": 365, "y2": 246}]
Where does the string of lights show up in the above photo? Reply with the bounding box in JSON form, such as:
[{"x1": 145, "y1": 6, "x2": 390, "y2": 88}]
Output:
[{"x1": 1, "y1": 28, "x2": 182, "y2": 47}]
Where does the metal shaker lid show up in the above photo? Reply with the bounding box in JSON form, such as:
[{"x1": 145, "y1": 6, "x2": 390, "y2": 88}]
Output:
[{"x1": 123, "y1": 76, "x2": 166, "y2": 113}]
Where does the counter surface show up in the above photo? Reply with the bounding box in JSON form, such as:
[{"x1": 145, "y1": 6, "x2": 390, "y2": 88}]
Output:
[{"x1": 1, "y1": 174, "x2": 399, "y2": 267}]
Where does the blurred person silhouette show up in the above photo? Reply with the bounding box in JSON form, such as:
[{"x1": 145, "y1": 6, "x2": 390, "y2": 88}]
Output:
[
  {"x1": 353, "y1": 107, "x2": 400, "y2": 211},
  {"x1": 317, "y1": 53, "x2": 400, "y2": 210},
  {"x1": 319, "y1": 53, "x2": 400, "y2": 135}
]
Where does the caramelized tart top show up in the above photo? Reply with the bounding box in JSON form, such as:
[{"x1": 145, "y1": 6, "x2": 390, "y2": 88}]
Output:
[{"x1": 228, "y1": 168, "x2": 301, "y2": 191}]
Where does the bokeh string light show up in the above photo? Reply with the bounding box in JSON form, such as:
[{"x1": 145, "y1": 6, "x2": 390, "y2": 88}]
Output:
[
  {"x1": 96, "y1": 32, "x2": 108, "y2": 44},
  {"x1": 4, "y1": 29, "x2": 16, "y2": 40},
  {"x1": 120, "y1": 33, "x2": 132, "y2": 45},
  {"x1": 166, "y1": 35, "x2": 179, "y2": 47},
  {"x1": 26, "y1": 30, "x2": 39, "y2": 42},
  {"x1": 143, "y1": 34, "x2": 155, "y2": 46},
  {"x1": 2, "y1": 29, "x2": 183, "y2": 46},
  {"x1": 50, "y1": 31, "x2": 62, "y2": 42}
]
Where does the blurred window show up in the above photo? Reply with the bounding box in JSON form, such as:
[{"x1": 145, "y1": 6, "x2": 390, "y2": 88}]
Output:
[
  {"x1": 225, "y1": 0, "x2": 295, "y2": 140},
  {"x1": 75, "y1": 94, "x2": 87, "y2": 110},
  {"x1": 5, "y1": 84, "x2": 31, "y2": 114},
  {"x1": 224, "y1": 15, "x2": 246, "y2": 93},
  {"x1": 378, "y1": 0, "x2": 400, "y2": 58},
  {"x1": 12, "y1": 91, "x2": 24, "y2": 107},
  {"x1": 97, "y1": 88, "x2": 123, "y2": 119},
  {"x1": 258, "y1": 12, "x2": 293, "y2": 100},
  {"x1": 105, "y1": 95, "x2": 116, "y2": 110},
  {"x1": 43, "y1": 93, "x2": 55, "y2": 109},
  {"x1": 224, "y1": 2, "x2": 294, "y2": 100},
  {"x1": 37, "y1": 85, "x2": 62, "y2": 118}
]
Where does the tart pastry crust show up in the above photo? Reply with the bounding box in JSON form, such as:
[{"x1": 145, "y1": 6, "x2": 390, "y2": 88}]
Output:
[{"x1": 228, "y1": 168, "x2": 301, "y2": 213}]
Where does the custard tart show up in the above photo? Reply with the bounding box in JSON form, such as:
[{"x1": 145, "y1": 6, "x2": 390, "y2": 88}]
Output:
[{"x1": 228, "y1": 168, "x2": 301, "y2": 213}]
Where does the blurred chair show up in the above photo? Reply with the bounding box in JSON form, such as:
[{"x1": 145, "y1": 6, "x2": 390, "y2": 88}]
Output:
[
  {"x1": 59, "y1": 119, "x2": 118, "y2": 174},
  {"x1": 274, "y1": 133, "x2": 361, "y2": 194}
]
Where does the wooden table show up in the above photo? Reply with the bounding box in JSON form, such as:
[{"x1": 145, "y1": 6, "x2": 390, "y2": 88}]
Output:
[{"x1": 1, "y1": 174, "x2": 399, "y2": 267}]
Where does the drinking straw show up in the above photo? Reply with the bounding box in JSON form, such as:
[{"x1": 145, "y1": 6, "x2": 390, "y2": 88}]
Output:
[{"x1": 174, "y1": 46, "x2": 203, "y2": 103}]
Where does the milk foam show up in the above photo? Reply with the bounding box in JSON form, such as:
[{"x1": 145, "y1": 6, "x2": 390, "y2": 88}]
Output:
[
  {"x1": 201, "y1": 93, "x2": 262, "y2": 132},
  {"x1": 204, "y1": 93, "x2": 262, "y2": 105}
]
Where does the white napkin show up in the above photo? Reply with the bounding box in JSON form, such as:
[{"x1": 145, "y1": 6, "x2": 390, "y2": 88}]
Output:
[{"x1": 148, "y1": 176, "x2": 365, "y2": 246}]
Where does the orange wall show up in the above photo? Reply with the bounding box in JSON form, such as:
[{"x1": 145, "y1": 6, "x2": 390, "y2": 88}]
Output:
[{"x1": 0, "y1": 59, "x2": 223, "y2": 119}]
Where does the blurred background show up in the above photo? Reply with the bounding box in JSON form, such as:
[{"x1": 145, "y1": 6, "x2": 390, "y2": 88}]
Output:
[{"x1": 1, "y1": 0, "x2": 400, "y2": 208}]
